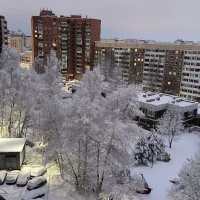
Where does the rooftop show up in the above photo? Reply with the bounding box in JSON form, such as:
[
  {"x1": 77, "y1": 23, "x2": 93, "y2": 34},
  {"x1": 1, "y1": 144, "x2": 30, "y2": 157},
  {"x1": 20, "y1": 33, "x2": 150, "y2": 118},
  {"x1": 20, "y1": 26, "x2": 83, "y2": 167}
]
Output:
[
  {"x1": 0, "y1": 138, "x2": 26, "y2": 152},
  {"x1": 138, "y1": 92, "x2": 198, "y2": 112},
  {"x1": 138, "y1": 92, "x2": 196, "y2": 107}
]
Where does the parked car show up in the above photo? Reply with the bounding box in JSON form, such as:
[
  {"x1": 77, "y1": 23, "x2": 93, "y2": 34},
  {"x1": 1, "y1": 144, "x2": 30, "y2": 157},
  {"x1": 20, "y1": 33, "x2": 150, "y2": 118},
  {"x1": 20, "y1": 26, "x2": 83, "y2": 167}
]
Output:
[
  {"x1": 30, "y1": 199, "x2": 43, "y2": 200},
  {"x1": 21, "y1": 188, "x2": 46, "y2": 200},
  {"x1": 16, "y1": 170, "x2": 31, "y2": 187},
  {"x1": 0, "y1": 194, "x2": 7, "y2": 200},
  {"x1": 27, "y1": 176, "x2": 47, "y2": 190},
  {"x1": 31, "y1": 167, "x2": 47, "y2": 178},
  {"x1": 6, "y1": 170, "x2": 19, "y2": 184},
  {"x1": 0, "y1": 170, "x2": 7, "y2": 185},
  {"x1": 157, "y1": 152, "x2": 171, "y2": 162}
]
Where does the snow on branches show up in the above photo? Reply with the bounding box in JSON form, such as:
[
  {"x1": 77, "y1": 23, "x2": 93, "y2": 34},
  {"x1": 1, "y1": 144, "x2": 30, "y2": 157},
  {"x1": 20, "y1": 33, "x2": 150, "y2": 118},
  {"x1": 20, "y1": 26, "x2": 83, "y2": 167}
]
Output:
[
  {"x1": 169, "y1": 152, "x2": 200, "y2": 200},
  {"x1": 134, "y1": 133, "x2": 167, "y2": 167}
]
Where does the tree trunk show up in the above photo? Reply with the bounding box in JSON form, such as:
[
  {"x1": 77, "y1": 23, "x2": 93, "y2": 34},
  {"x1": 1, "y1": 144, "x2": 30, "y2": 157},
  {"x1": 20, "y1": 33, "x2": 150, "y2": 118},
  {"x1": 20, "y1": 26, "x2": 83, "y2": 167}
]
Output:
[
  {"x1": 96, "y1": 143, "x2": 100, "y2": 194},
  {"x1": 83, "y1": 138, "x2": 88, "y2": 188}
]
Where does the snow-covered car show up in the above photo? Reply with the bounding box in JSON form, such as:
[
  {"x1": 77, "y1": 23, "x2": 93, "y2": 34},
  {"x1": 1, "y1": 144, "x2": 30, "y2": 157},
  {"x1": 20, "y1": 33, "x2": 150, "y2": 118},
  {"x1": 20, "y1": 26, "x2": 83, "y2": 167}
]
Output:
[
  {"x1": 0, "y1": 170, "x2": 7, "y2": 185},
  {"x1": 30, "y1": 167, "x2": 47, "y2": 178},
  {"x1": 30, "y1": 198, "x2": 44, "y2": 200},
  {"x1": 6, "y1": 170, "x2": 19, "y2": 184},
  {"x1": 16, "y1": 170, "x2": 31, "y2": 187},
  {"x1": 157, "y1": 152, "x2": 171, "y2": 162},
  {"x1": 21, "y1": 188, "x2": 46, "y2": 200},
  {"x1": 27, "y1": 176, "x2": 47, "y2": 190}
]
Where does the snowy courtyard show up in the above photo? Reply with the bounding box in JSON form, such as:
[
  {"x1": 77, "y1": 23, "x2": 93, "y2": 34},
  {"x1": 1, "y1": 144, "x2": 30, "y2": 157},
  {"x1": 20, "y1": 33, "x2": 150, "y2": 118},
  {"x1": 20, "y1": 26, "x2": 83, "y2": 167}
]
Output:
[
  {"x1": 0, "y1": 132, "x2": 199, "y2": 200},
  {"x1": 133, "y1": 132, "x2": 200, "y2": 200}
]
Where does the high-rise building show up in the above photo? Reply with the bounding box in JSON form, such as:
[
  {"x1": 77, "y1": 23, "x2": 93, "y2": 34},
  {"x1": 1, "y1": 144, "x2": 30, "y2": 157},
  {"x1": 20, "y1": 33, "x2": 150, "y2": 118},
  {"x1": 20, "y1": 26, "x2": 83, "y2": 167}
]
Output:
[
  {"x1": 0, "y1": 16, "x2": 8, "y2": 53},
  {"x1": 8, "y1": 30, "x2": 32, "y2": 53},
  {"x1": 8, "y1": 34, "x2": 24, "y2": 53},
  {"x1": 31, "y1": 10, "x2": 101, "y2": 79},
  {"x1": 95, "y1": 39, "x2": 200, "y2": 102}
]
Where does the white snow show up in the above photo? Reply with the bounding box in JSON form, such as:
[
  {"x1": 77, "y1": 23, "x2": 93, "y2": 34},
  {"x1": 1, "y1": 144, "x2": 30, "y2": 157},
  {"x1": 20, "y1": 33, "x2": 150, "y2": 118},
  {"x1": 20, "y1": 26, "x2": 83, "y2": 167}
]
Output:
[
  {"x1": 0, "y1": 138, "x2": 26, "y2": 152},
  {"x1": 138, "y1": 92, "x2": 198, "y2": 109},
  {"x1": 132, "y1": 132, "x2": 200, "y2": 200},
  {"x1": 0, "y1": 133, "x2": 199, "y2": 200}
]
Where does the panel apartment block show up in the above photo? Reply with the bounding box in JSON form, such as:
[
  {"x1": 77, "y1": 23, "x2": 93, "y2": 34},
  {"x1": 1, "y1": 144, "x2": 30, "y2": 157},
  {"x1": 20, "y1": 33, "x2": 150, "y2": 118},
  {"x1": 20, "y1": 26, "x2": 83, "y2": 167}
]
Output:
[
  {"x1": 95, "y1": 39, "x2": 200, "y2": 102},
  {"x1": 32, "y1": 10, "x2": 101, "y2": 79}
]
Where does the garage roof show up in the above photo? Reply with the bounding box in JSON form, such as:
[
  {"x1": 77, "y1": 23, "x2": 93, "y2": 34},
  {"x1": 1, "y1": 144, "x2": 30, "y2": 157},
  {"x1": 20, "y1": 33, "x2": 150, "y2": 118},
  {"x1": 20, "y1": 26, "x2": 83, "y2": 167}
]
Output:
[{"x1": 0, "y1": 138, "x2": 26, "y2": 152}]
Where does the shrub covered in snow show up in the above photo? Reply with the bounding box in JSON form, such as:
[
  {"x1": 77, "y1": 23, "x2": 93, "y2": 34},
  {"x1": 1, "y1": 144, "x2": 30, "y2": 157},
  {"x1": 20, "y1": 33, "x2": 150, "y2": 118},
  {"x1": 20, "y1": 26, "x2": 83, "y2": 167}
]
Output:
[{"x1": 134, "y1": 133, "x2": 166, "y2": 166}]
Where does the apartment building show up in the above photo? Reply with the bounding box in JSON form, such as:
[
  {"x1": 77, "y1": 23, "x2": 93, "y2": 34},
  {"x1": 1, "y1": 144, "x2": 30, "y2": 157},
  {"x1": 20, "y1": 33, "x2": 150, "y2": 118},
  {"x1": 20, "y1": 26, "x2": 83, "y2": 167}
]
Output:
[
  {"x1": 8, "y1": 35, "x2": 24, "y2": 53},
  {"x1": 0, "y1": 16, "x2": 8, "y2": 53},
  {"x1": 32, "y1": 9, "x2": 101, "y2": 79},
  {"x1": 95, "y1": 39, "x2": 200, "y2": 102}
]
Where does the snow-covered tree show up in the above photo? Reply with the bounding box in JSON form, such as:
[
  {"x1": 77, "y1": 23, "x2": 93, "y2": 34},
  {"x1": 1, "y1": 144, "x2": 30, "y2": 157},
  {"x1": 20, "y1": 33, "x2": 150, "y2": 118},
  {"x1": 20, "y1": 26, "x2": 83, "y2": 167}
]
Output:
[
  {"x1": 156, "y1": 110, "x2": 184, "y2": 148},
  {"x1": 55, "y1": 67, "x2": 144, "y2": 196},
  {"x1": 134, "y1": 133, "x2": 166, "y2": 166},
  {"x1": 169, "y1": 153, "x2": 200, "y2": 200},
  {"x1": 0, "y1": 47, "x2": 38, "y2": 137},
  {"x1": 134, "y1": 136, "x2": 150, "y2": 166},
  {"x1": 34, "y1": 50, "x2": 65, "y2": 174}
]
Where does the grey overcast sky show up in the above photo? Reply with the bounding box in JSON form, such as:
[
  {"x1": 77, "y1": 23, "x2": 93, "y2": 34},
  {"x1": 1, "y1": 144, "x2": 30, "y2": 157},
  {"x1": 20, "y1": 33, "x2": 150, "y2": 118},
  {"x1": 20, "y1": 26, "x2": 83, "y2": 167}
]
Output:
[{"x1": 0, "y1": 0, "x2": 200, "y2": 42}]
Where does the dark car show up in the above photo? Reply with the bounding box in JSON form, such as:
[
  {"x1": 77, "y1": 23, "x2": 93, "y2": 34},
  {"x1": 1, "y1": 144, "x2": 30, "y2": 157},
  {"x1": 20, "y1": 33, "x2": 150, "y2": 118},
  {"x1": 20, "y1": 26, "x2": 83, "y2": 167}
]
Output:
[
  {"x1": 0, "y1": 195, "x2": 7, "y2": 200},
  {"x1": 27, "y1": 176, "x2": 47, "y2": 190},
  {"x1": 5, "y1": 170, "x2": 19, "y2": 184},
  {"x1": 16, "y1": 170, "x2": 31, "y2": 187}
]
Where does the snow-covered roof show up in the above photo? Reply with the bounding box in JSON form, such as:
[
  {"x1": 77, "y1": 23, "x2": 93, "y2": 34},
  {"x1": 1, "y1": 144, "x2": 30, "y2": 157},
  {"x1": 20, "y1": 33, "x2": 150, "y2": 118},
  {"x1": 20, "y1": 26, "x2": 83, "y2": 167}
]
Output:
[
  {"x1": 138, "y1": 92, "x2": 198, "y2": 112},
  {"x1": 0, "y1": 138, "x2": 26, "y2": 152}
]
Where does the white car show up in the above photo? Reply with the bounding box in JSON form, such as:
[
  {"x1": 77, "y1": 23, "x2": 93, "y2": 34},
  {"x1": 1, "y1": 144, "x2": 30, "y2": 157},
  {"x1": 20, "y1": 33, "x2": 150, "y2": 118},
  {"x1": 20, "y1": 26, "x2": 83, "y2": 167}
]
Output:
[
  {"x1": 6, "y1": 170, "x2": 19, "y2": 184},
  {"x1": 0, "y1": 170, "x2": 7, "y2": 185},
  {"x1": 21, "y1": 188, "x2": 46, "y2": 200},
  {"x1": 16, "y1": 171, "x2": 31, "y2": 187},
  {"x1": 30, "y1": 167, "x2": 47, "y2": 178},
  {"x1": 27, "y1": 176, "x2": 47, "y2": 190}
]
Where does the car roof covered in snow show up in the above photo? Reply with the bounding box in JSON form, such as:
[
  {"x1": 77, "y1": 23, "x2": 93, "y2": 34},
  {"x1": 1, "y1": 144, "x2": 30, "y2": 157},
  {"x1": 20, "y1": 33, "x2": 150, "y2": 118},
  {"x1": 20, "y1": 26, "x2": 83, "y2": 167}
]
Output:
[{"x1": 0, "y1": 138, "x2": 26, "y2": 152}]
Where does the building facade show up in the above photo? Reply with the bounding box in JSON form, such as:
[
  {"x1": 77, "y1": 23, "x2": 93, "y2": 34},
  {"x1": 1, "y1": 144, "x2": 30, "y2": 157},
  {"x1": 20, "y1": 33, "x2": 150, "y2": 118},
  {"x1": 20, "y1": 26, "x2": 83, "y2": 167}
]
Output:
[
  {"x1": 32, "y1": 10, "x2": 101, "y2": 79},
  {"x1": 95, "y1": 39, "x2": 200, "y2": 102},
  {"x1": 20, "y1": 51, "x2": 33, "y2": 67},
  {"x1": 8, "y1": 35, "x2": 24, "y2": 53},
  {"x1": 0, "y1": 16, "x2": 8, "y2": 53},
  {"x1": 0, "y1": 138, "x2": 26, "y2": 170}
]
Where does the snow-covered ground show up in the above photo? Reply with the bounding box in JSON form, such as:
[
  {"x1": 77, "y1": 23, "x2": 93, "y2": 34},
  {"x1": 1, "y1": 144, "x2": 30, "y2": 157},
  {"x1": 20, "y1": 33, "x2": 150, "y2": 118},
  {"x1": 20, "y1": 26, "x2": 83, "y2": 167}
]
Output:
[
  {"x1": 0, "y1": 132, "x2": 199, "y2": 200},
  {"x1": 132, "y1": 132, "x2": 200, "y2": 200}
]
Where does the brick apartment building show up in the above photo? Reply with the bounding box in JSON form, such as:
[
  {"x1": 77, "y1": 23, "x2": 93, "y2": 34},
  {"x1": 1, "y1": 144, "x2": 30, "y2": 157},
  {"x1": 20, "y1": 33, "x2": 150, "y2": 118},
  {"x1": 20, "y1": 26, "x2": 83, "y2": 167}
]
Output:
[
  {"x1": 32, "y1": 9, "x2": 101, "y2": 79},
  {"x1": 95, "y1": 39, "x2": 200, "y2": 102},
  {"x1": 0, "y1": 16, "x2": 8, "y2": 53}
]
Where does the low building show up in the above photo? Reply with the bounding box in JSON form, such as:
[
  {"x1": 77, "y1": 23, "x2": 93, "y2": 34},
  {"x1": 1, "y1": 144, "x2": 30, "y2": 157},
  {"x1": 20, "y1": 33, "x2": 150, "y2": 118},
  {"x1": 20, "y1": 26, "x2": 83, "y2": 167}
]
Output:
[
  {"x1": 138, "y1": 92, "x2": 198, "y2": 129},
  {"x1": 0, "y1": 138, "x2": 26, "y2": 170}
]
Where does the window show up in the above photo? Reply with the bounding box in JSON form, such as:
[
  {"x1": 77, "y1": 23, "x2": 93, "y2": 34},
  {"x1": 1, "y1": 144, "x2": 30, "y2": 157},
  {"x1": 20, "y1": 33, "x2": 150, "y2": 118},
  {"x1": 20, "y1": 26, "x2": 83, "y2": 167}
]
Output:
[{"x1": 147, "y1": 110, "x2": 155, "y2": 117}]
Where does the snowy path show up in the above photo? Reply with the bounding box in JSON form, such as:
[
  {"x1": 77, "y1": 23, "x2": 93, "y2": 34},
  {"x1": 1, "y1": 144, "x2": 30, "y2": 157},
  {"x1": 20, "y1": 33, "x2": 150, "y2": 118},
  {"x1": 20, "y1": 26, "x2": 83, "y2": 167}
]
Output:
[{"x1": 132, "y1": 132, "x2": 200, "y2": 200}]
